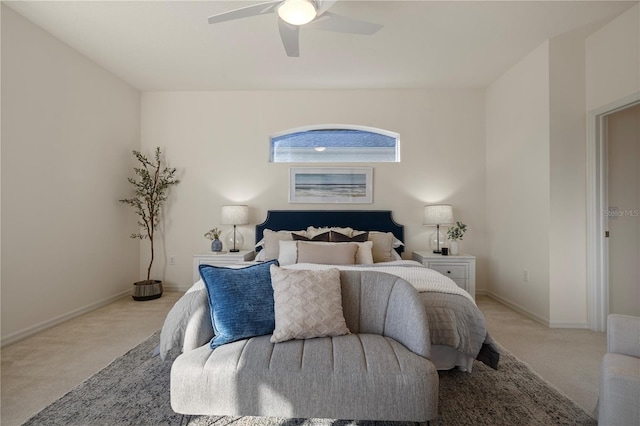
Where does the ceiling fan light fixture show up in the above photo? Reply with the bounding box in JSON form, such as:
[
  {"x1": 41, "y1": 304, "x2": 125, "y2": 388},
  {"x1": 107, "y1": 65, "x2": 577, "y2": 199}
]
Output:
[{"x1": 278, "y1": 0, "x2": 317, "y2": 26}]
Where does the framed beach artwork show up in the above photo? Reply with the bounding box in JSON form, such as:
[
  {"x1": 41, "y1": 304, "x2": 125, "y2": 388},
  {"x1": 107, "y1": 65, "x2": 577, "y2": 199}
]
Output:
[{"x1": 289, "y1": 167, "x2": 373, "y2": 204}]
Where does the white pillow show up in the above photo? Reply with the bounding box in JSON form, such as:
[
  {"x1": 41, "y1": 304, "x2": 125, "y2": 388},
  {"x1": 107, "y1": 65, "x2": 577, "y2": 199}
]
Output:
[
  {"x1": 390, "y1": 249, "x2": 402, "y2": 261},
  {"x1": 261, "y1": 229, "x2": 306, "y2": 260},
  {"x1": 270, "y1": 266, "x2": 350, "y2": 343},
  {"x1": 278, "y1": 240, "x2": 298, "y2": 266},
  {"x1": 355, "y1": 241, "x2": 374, "y2": 264},
  {"x1": 306, "y1": 226, "x2": 353, "y2": 238}
]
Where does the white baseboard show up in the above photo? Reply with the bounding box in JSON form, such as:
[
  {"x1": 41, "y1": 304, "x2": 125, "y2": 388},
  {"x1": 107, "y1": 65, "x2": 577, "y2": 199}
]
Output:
[
  {"x1": 1, "y1": 289, "x2": 130, "y2": 348},
  {"x1": 484, "y1": 291, "x2": 550, "y2": 327},
  {"x1": 548, "y1": 321, "x2": 590, "y2": 329}
]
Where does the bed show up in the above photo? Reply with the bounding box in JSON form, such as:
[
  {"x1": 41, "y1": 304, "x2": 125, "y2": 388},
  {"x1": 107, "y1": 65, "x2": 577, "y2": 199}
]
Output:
[
  {"x1": 251, "y1": 209, "x2": 498, "y2": 372},
  {"x1": 159, "y1": 210, "x2": 498, "y2": 373}
]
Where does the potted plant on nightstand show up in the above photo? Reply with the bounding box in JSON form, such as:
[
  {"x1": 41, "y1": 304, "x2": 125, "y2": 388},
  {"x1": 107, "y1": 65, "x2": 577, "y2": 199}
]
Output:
[
  {"x1": 447, "y1": 221, "x2": 467, "y2": 256},
  {"x1": 120, "y1": 147, "x2": 179, "y2": 301},
  {"x1": 204, "y1": 227, "x2": 224, "y2": 252}
]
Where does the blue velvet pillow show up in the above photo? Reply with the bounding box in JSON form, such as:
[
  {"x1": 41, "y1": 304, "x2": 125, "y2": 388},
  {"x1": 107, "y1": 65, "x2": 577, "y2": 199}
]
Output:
[{"x1": 199, "y1": 260, "x2": 278, "y2": 348}]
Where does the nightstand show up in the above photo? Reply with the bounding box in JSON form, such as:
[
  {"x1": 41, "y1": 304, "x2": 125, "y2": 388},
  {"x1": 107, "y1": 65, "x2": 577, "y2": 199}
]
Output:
[
  {"x1": 412, "y1": 251, "x2": 476, "y2": 299},
  {"x1": 192, "y1": 251, "x2": 256, "y2": 282}
]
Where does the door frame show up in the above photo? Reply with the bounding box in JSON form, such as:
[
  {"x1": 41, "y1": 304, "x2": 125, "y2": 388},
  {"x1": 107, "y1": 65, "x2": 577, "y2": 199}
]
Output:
[{"x1": 587, "y1": 93, "x2": 640, "y2": 332}]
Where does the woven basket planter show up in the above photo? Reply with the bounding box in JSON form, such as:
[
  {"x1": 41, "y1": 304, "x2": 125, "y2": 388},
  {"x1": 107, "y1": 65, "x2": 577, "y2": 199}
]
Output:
[{"x1": 132, "y1": 280, "x2": 163, "y2": 301}]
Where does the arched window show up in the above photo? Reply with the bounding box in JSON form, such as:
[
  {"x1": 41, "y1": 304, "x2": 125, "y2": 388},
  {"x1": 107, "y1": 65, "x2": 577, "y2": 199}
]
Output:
[{"x1": 270, "y1": 125, "x2": 400, "y2": 163}]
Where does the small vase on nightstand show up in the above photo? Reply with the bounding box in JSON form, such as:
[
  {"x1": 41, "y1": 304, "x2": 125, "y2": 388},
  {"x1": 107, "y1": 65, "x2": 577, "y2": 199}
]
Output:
[
  {"x1": 449, "y1": 241, "x2": 460, "y2": 255},
  {"x1": 211, "y1": 239, "x2": 223, "y2": 252}
]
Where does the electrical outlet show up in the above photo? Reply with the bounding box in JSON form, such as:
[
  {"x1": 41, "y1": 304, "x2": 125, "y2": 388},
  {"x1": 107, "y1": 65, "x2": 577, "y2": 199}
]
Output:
[
  {"x1": 523, "y1": 269, "x2": 530, "y2": 282},
  {"x1": 169, "y1": 256, "x2": 176, "y2": 266}
]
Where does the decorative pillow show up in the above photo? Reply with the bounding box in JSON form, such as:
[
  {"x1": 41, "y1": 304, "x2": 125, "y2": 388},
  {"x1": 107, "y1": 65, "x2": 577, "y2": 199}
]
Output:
[
  {"x1": 306, "y1": 226, "x2": 353, "y2": 238},
  {"x1": 262, "y1": 229, "x2": 306, "y2": 260},
  {"x1": 199, "y1": 260, "x2": 278, "y2": 348},
  {"x1": 297, "y1": 241, "x2": 358, "y2": 265},
  {"x1": 278, "y1": 240, "x2": 298, "y2": 266},
  {"x1": 331, "y1": 230, "x2": 369, "y2": 243},
  {"x1": 355, "y1": 241, "x2": 374, "y2": 264},
  {"x1": 364, "y1": 230, "x2": 404, "y2": 248},
  {"x1": 367, "y1": 231, "x2": 395, "y2": 263},
  {"x1": 270, "y1": 265, "x2": 350, "y2": 343},
  {"x1": 292, "y1": 231, "x2": 330, "y2": 242}
]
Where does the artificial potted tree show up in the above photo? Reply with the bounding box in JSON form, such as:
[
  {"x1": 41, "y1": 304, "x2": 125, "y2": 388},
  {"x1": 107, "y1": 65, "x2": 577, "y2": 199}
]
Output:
[{"x1": 120, "y1": 147, "x2": 179, "y2": 300}]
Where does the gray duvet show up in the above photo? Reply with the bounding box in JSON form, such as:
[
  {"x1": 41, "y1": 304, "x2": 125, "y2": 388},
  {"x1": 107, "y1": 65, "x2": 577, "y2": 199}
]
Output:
[{"x1": 158, "y1": 264, "x2": 499, "y2": 369}]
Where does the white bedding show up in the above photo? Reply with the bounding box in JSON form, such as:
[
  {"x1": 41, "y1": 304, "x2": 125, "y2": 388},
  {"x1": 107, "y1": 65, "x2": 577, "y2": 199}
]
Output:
[{"x1": 283, "y1": 260, "x2": 474, "y2": 302}]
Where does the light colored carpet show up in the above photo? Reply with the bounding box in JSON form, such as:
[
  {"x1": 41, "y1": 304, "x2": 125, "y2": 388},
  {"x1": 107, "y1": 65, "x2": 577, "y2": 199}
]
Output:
[
  {"x1": 479, "y1": 296, "x2": 606, "y2": 413},
  {"x1": 21, "y1": 331, "x2": 596, "y2": 426},
  {"x1": 1, "y1": 293, "x2": 606, "y2": 425}
]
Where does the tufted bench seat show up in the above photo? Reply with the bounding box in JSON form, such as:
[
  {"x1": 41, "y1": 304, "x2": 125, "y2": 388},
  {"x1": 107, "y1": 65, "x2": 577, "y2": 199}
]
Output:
[{"x1": 171, "y1": 270, "x2": 439, "y2": 422}]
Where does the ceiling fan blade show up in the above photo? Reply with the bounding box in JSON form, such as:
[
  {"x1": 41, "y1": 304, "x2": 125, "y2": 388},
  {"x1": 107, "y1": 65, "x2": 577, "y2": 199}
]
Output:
[
  {"x1": 307, "y1": 11, "x2": 383, "y2": 35},
  {"x1": 315, "y1": 0, "x2": 338, "y2": 16},
  {"x1": 208, "y1": 1, "x2": 281, "y2": 24},
  {"x1": 278, "y1": 18, "x2": 300, "y2": 57}
]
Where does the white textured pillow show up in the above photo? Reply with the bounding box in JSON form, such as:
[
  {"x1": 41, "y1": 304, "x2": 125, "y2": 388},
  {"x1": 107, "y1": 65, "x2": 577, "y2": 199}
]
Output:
[{"x1": 270, "y1": 265, "x2": 350, "y2": 343}]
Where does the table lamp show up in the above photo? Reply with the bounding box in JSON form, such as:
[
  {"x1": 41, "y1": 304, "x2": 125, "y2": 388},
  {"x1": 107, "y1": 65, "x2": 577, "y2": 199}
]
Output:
[
  {"x1": 221, "y1": 205, "x2": 249, "y2": 252},
  {"x1": 423, "y1": 204, "x2": 453, "y2": 254}
]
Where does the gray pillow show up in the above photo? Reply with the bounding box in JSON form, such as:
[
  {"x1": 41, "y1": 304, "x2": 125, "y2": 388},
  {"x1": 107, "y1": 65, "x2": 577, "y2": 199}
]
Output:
[{"x1": 297, "y1": 241, "x2": 358, "y2": 265}]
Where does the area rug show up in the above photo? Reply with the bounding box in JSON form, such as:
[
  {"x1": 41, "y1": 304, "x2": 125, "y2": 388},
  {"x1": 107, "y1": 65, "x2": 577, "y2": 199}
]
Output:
[{"x1": 23, "y1": 332, "x2": 596, "y2": 426}]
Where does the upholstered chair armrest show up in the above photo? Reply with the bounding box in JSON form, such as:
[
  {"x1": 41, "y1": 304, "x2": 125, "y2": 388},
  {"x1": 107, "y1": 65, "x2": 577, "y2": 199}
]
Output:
[
  {"x1": 608, "y1": 314, "x2": 640, "y2": 358},
  {"x1": 158, "y1": 281, "x2": 214, "y2": 360},
  {"x1": 382, "y1": 279, "x2": 431, "y2": 359},
  {"x1": 182, "y1": 301, "x2": 215, "y2": 353},
  {"x1": 340, "y1": 270, "x2": 431, "y2": 359}
]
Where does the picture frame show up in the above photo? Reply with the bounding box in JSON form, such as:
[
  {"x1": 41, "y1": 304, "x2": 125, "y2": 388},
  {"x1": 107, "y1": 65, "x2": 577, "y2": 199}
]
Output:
[{"x1": 289, "y1": 167, "x2": 373, "y2": 204}]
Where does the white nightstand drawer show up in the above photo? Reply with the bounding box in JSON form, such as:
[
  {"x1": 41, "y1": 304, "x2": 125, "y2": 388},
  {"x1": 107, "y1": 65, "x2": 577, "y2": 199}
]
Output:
[
  {"x1": 428, "y1": 263, "x2": 468, "y2": 279},
  {"x1": 412, "y1": 251, "x2": 476, "y2": 299},
  {"x1": 192, "y1": 251, "x2": 255, "y2": 282}
]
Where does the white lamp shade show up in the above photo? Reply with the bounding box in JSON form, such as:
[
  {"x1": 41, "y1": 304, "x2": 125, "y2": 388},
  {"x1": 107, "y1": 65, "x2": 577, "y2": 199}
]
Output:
[
  {"x1": 423, "y1": 204, "x2": 454, "y2": 226},
  {"x1": 221, "y1": 205, "x2": 249, "y2": 225},
  {"x1": 277, "y1": 0, "x2": 317, "y2": 25}
]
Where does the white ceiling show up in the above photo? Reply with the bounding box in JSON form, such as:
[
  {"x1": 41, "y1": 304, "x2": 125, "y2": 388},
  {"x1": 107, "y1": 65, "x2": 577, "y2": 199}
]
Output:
[{"x1": 4, "y1": 0, "x2": 637, "y2": 91}]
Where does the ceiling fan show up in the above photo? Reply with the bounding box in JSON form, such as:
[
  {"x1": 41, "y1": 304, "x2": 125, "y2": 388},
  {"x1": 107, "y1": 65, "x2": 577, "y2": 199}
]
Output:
[{"x1": 207, "y1": 0, "x2": 383, "y2": 57}]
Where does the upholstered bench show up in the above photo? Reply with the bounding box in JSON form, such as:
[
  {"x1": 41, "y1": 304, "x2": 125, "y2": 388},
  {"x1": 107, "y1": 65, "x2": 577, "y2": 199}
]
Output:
[{"x1": 170, "y1": 270, "x2": 439, "y2": 422}]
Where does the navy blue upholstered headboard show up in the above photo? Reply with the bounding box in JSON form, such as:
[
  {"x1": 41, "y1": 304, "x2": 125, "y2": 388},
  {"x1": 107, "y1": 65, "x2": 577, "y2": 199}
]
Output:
[{"x1": 255, "y1": 210, "x2": 404, "y2": 253}]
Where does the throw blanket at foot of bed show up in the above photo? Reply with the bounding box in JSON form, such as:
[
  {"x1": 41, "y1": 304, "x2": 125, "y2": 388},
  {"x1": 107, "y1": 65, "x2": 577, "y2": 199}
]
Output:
[{"x1": 170, "y1": 271, "x2": 439, "y2": 422}]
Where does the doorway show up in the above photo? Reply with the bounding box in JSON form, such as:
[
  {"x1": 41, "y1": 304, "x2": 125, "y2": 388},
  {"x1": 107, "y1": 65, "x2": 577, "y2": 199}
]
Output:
[
  {"x1": 607, "y1": 104, "x2": 640, "y2": 316},
  {"x1": 587, "y1": 94, "x2": 640, "y2": 332}
]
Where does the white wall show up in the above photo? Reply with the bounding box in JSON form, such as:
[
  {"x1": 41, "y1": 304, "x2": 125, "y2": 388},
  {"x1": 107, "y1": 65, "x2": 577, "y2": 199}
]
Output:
[
  {"x1": 485, "y1": 42, "x2": 551, "y2": 323},
  {"x1": 548, "y1": 31, "x2": 588, "y2": 327},
  {"x1": 140, "y1": 89, "x2": 487, "y2": 291},
  {"x1": 586, "y1": 4, "x2": 640, "y2": 111},
  {"x1": 1, "y1": 5, "x2": 141, "y2": 344}
]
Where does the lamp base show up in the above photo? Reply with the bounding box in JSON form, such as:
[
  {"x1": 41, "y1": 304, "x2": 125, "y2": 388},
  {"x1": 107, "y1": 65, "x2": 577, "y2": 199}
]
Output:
[
  {"x1": 429, "y1": 229, "x2": 446, "y2": 253},
  {"x1": 225, "y1": 227, "x2": 244, "y2": 253}
]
